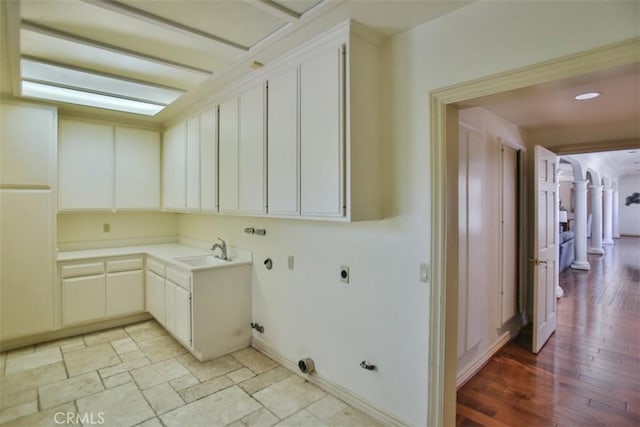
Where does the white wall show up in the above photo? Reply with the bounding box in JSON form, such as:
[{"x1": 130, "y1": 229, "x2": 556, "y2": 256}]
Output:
[
  {"x1": 174, "y1": 2, "x2": 639, "y2": 424},
  {"x1": 619, "y1": 174, "x2": 640, "y2": 236},
  {"x1": 57, "y1": 212, "x2": 178, "y2": 251},
  {"x1": 456, "y1": 108, "x2": 525, "y2": 382}
]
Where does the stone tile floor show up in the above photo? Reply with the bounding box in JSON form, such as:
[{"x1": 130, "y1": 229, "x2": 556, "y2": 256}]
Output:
[{"x1": 0, "y1": 321, "x2": 382, "y2": 427}]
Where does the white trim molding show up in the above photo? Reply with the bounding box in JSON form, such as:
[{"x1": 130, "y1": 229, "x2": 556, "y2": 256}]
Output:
[{"x1": 428, "y1": 37, "x2": 640, "y2": 427}]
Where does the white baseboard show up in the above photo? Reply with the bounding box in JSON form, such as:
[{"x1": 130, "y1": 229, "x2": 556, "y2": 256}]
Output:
[
  {"x1": 455, "y1": 329, "x2": 520, "y2": 389},
  {"x1": 1, "y1": 313, "x2": 152, "y2": 351},
  {"x1": 251, "y1": 336, "x2": 411, "y2": 427}
]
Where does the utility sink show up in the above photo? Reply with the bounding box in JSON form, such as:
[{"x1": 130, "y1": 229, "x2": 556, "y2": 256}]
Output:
[{"x1": 176, "y1": 255, "x2": 230, "y2": 267}]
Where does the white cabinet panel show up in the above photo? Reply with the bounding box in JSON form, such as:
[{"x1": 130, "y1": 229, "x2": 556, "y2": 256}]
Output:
[
  {"x1": 0, "y1": 190, "x2": 55, "y2": 339},
  {"x1": 0, "y1": 103, "x2": 56, "y2": 187},
  {"x1": 200, "y1": 108, "x2": 218, "y2": 212},
  {"x1": 300, "y1": 47, "x2": 344, "y2": 217},
  {"x1": 62, "y1": 275, "x2": 106, "y2": 326},
  {"x1": 174, "y1": 285, "x2": 191, "y2": 345},
  {"x1": 164, "y1": 281, "x2": 176, "y2": 335},
  {"x1": 115, "y1": 127, "x2": 161, "y2": 210},
  {"x1": 238, "y1": 84, "x2": 266, "y2": 214},
  {"x1": 186, "y1": 117, "x2": 201, "y2": 211},
  {"x1": 162, "y1": 122, "x2": 187, "y2": 211},
  {"x1": 267, "y1": 68, "x2": 299, "y2": 215},
  {"x1": 218, "y1": 97, "x2": 239, "y2": 212},
  {"x1": 107, "y1": 270, "x2": 144, "y2": 316},
  {"x1": 59, "y1": 120, "x2": 114, "y2": 210},
  {"x1": 145, "y1": 270, "x2": 165, "y2": 324}
]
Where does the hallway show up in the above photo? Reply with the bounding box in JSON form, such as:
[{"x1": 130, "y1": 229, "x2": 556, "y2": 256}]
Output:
[{"x1": 456, "y1": 237, "x2": 640, "y2": 426}]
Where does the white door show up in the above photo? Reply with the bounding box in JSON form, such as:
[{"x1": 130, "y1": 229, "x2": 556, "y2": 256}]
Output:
[
  {"x1": 145, "y1": 270, "x2": 165, "y2": 324},
  {"x1": 174, "y1": 285, "x2": 192, "y2": 346},
  {"x1": 238, "y1": 83, "x2": 266, "y2": 214},
  {"x1": 300, "y1": 46, "x2": 344, "y2": 217},
  {"x1": 200, "y1": 108, "x2": 218, "y2": 212},
  {"x1": 115, "y1": 127, "x2": 160, "y2": 210},
  {"x1": 267, "y1": 67, "x2": 299, "y2": 215},
  {"x1": 186, "y1": 116, "x2": 201, "y2": 211},
  {"x1": 218, "y1": 97, "x2": 239, "y2": 212},
  {"x1": 59, "y1": 119, "x2": 114, "y2": 210},
  {"x1": 532, "y1": 145, "x2": 558, "y2": 353},
  {"x1": 162, "y1": 121, "x2": 187, "y2": 211}
]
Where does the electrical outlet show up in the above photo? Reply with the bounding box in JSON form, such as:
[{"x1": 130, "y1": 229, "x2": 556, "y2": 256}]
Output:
[
  {"x1": 420, "y1": 263, "x2": 429, "y2": 283},
  {"x1": 288, "y1": 256, "x2": 294, "y2": 270},
  {"x1": 103, "y1": 223, "x2": 110, "y2": 233},
  {"x1": 340, "y1": 265, "x2": 349, "y2": 284}
]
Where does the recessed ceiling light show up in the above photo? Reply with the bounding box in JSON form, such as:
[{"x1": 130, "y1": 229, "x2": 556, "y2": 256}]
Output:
[{"x1": 574, "y1": 92, "x2": 600, "y2": 100}]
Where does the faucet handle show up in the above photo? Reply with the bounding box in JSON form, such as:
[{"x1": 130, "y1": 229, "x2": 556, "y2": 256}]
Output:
[{"x1": 217, "y1": 237, "x2": 226, "y2": 246}]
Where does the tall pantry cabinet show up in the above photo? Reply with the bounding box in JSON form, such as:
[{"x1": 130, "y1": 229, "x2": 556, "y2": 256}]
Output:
[{"x1": 0, "y1": 101, "x2": 57, "y2": 341}]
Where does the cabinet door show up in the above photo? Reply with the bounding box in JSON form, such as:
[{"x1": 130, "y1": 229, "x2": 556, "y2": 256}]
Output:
[
  {"x1": 62, "y1": 275, "x2": 106, "y2": 326},
  {"x1": 300, "y1": 46, "x2": 344, "y2": 217},
  {"x1": 0, "y1": 103, "x2": 56, "y2": 187},
  {"x1": 165, "y1": 282, "x2": 176, "y2": 335},
  {"x1": 115, "y1": 127, "x2": 160, "y2": 210},
  {"x1": 238, "y1": 84, "x2": 266, "y2": 214},
  {"x1": 267, "y1": 69, "x2": 299, "y2": 215},
  {"x1": 107, "y1": 270, "x2": 144, "y2": 316},
  {"x1": 145, "y1": 270, "x2": 165, "y2": 324},
  {"x1": 59, "y1": 119, "x2": 114, "y2": 210},
  {"x1": 162, "y1": 122, "x2": 187, "y2": 211},
  {"x1": 218, "y1": 97, "x2": 239, "y2": 212},
  {"x1": 186, "y1": 116, "x2": 201, "y2": 211},
  {"x1": 200, "y1": 108, "x2": 218, "y2": 212},
  {"x1": 0, "y1": 190, "x2": 55, "y2": 339},
  {"x1": 174, "y1": 285, "x2": 191, "y2": 345}
]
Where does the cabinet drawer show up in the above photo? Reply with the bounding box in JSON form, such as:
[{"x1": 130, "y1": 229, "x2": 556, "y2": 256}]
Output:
[
  {"x1": 107, "y1": 258, "x2": 144, "y2": 273},
  {"x1": 147, "y1": 258, "x2": 165, "y2": 276},
  {"x1": 166, "y1": 268, "x2": 190, "y2": 290},
  {"x1": 61, "y1": 262, "x2": 104, "y2": 278}
]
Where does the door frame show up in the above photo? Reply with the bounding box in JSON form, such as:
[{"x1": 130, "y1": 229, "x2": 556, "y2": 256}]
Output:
[{"x1": 427, "y1": 38, "x2": 639, "y2": 427}]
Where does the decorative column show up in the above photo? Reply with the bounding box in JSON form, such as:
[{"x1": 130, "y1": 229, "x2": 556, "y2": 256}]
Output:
[
  {"x1": 571, "y1": 179, "x2": 590, "y2": 270},
  {"x1": 588, "y1": 185, "x2": 605, "y2": 255},
  {"x1": 613, "y1": 189, "x2": 620, "y2": 238},
  {"x1": 603, "y1": 187, "x2": 614, "y2": 245}
]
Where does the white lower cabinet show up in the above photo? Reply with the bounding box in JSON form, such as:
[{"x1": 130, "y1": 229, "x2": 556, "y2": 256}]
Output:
[
  {"x1": 60, "y1": 256, "x2": 144, "y2": 327},
  {"x1": 62, "y1": 275, "x2": 106, "y2": 326},
  {"x1": 144, "y1": 258, "x2": 250, "y2": 361},
  {"x1": 145, "y1": 270, "x2": 165, "y2": 324}
]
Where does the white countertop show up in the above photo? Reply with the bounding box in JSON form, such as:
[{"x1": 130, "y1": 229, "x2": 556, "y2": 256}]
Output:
[{"x1": 57, "y1": 244, "x2": 252, "y2": 271}]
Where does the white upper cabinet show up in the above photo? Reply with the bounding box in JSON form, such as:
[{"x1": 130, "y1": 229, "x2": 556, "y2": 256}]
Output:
[
  {"x1": 1, "y1": 103, "x2": 56, "y2": 187},
  {"x1": 267, "y1": 68, "x2": 299, "y2": 215},
  {"x1": 238, "y1": 84, "x2": 266, "y2": 214},
  {"x1": 59, "y1": 119, "x2": 114, "y2": 210},
  {"x1": 218, "y1": 97, "x2": 239, "y2": 212},
  {"x1": 300, "y1": 46, "x2": 344, "y2": 217},
  {"x1": 199, "y1": 108, "x2": 218, "y2": 212},
  {"x1": 162, "y1": 109, "x2": 218, "y2": 213},
  {"x1": 162, "y1": 121, "x2": 187, "y2": 211},
  {"x1": 186, "y1": 117, "x2": 201, "y2": 211},
  {"x1": 59, "y1": 119, "x2": 161, "y2": 211},
  {"x1": 219, "y1": 83, "x2": 266, "y2": 214},
  {"x1": 115, "y1": 127, "x2": 160, "y2": 210}
]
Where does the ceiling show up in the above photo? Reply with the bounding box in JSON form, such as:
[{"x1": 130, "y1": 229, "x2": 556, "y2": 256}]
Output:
[
  {"x1": 561, "y1": 149, "x2": 640, "y2": 182},
  {"x1": 460, "y1": 62, "x2": 640, "y2": 182},
  {"x1": 0, "y1": 0, "x2": 472, "y2": 122}
]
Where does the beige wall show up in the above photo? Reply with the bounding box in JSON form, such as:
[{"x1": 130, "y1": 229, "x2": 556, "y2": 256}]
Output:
[{"x1": 57, "y1": 212, "x2": 178, "y2": 251}]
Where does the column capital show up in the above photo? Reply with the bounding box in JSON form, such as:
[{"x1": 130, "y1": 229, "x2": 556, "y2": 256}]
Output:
[
  {"x1": 573, "y1": 179, "x2": 588, "y2": 190},
  {"x1": 590, "y1": 184, "x2": 604, "y2": 192}
]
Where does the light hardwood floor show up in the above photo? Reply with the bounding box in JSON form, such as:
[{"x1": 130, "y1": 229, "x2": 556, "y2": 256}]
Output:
[{"x1": 456, "y1": 237, "x2": 640, "y2": 427}]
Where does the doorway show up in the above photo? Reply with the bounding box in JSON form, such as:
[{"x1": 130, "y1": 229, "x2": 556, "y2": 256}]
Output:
[{"x1": 427, "y1": 39, "x2": 640, "y2": 426}]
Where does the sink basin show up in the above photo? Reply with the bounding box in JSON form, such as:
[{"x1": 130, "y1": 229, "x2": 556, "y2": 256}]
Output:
[{"x1": 176, "y1": 255, "x2": 229, "y2": 267}]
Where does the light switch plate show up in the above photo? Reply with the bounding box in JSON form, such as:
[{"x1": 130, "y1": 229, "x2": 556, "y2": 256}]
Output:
[{"x1": 420, "y1": 263, "x2": 429, "y2": 283}]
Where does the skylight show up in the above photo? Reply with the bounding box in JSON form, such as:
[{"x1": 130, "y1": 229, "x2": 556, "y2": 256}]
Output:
[
  {"x1": 20, "y1": 58, "x2": 183, "y2": 116},
  {"x1": 21, "y1": 81, "x2": 165, "y2": 116}
]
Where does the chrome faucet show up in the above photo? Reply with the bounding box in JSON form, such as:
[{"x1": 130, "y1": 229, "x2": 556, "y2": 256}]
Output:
[{"x1": 210, "y1": 238, "x2": 228, "y2": 261}]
